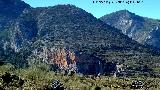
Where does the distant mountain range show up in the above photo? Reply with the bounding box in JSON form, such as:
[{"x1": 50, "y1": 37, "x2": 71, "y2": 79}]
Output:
[
  {"x1": 100, "y1": 10, "x2": 160, "y2": 48},
  {"x1": 0, "y1": 0, "x2": 160, "y2": 75}
]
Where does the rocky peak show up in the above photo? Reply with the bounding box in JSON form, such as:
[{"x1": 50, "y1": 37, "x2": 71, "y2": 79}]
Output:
[
  {"x1": 114, "y1": 10, "x2": 133, "y2": 18},
  {"x1": 100, "y1": 10, "x2": 133, "y2": 34},
  {"x1": 100, "y1": 10, "x2": 160, "y2": 47}
]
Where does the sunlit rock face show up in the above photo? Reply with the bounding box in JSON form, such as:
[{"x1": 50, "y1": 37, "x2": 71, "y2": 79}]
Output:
[
  {"x1": 108, "y1": 12, "x2": 133, "y2": 34},
  {"x1": 100, "y1": 10, "x2": 141, "y2": 35},
  {"x1": 145, "y1": 26, "x2": 160, "y2": 48},
  {"x1": 31, "y1": 47, "x2": 104, "y2": 75},
  {"x1": 49, "y1": 48, "x2": 76, "y2": 70}
]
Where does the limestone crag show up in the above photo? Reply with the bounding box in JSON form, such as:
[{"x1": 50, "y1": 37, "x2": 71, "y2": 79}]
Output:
[{"x1": 32, "y1": 47, "x2": 77, "y2": 70}]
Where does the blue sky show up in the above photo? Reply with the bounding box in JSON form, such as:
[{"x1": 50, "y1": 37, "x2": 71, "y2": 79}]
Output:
[{"x1": 22, "y1": 0, "x2": 160, "y2": 19}]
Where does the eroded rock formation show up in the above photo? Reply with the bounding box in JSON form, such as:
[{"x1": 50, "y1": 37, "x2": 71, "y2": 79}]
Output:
[
  {"x1": 32, "y1": 47, "x2": 77, "y2": 71},
  {"x1": 30, "y1": 46, "x2": 123, "y2": 75}
]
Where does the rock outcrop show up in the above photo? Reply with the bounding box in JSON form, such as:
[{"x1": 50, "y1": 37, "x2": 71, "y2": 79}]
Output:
[{"x1": 31, "y1": 47, "x2": 104, "y2": 75}]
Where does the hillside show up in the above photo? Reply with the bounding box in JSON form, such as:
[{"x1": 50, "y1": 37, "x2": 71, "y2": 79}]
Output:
[
  {"x1": 8, "y1": 4, "x2": 160, "y2": 74},
  {"x1": 11, "y1": 5, "x2": 159, "y2": 53},
  {"x1": 0, "y1": 0, "x2": 159, "y2": 75},
  {"x1": 0, "y1": 0, "x2": 30, "y2": 52},
  {"x1": 0, "y1": 0, "x2": 30, "y2": 36},
  {"x1": 100, "y1": 10, "x2": 160, "y2": 48}
]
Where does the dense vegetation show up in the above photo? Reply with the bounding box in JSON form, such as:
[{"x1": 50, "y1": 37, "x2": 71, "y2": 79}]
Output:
[{"x1": 0, "y1": 63, "x2": 159, "y2": 90}]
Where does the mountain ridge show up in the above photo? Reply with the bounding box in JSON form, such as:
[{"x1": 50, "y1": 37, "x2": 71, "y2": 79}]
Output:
[{"x1": 100, "y1": 10, "x2": 160, "y2": 48}]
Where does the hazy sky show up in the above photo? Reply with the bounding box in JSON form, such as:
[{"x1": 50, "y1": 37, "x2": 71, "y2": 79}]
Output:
[{"x1": 22, "y1": 0, "x2": 160, "y2": 19}]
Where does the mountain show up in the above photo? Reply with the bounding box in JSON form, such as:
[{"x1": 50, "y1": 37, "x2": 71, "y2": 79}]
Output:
[
  {"x1": 9, "y1": 5, "x2": 160, "y2": 73},
  {"x1": 0, "y1": 0, "x2": 30, "y2": 49},
  {"x1": 0, "y1": 1, "x2": 160, "y2": 75},
  {"x1": 11, "y1": 5, "x2": 143, "y2": 52},
  {"x1": 11, "y1": 5, "x2": 159, "y2": 53},
  {"x1": 100, "y1": 10, "x2": 160, "y2": 48}
]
